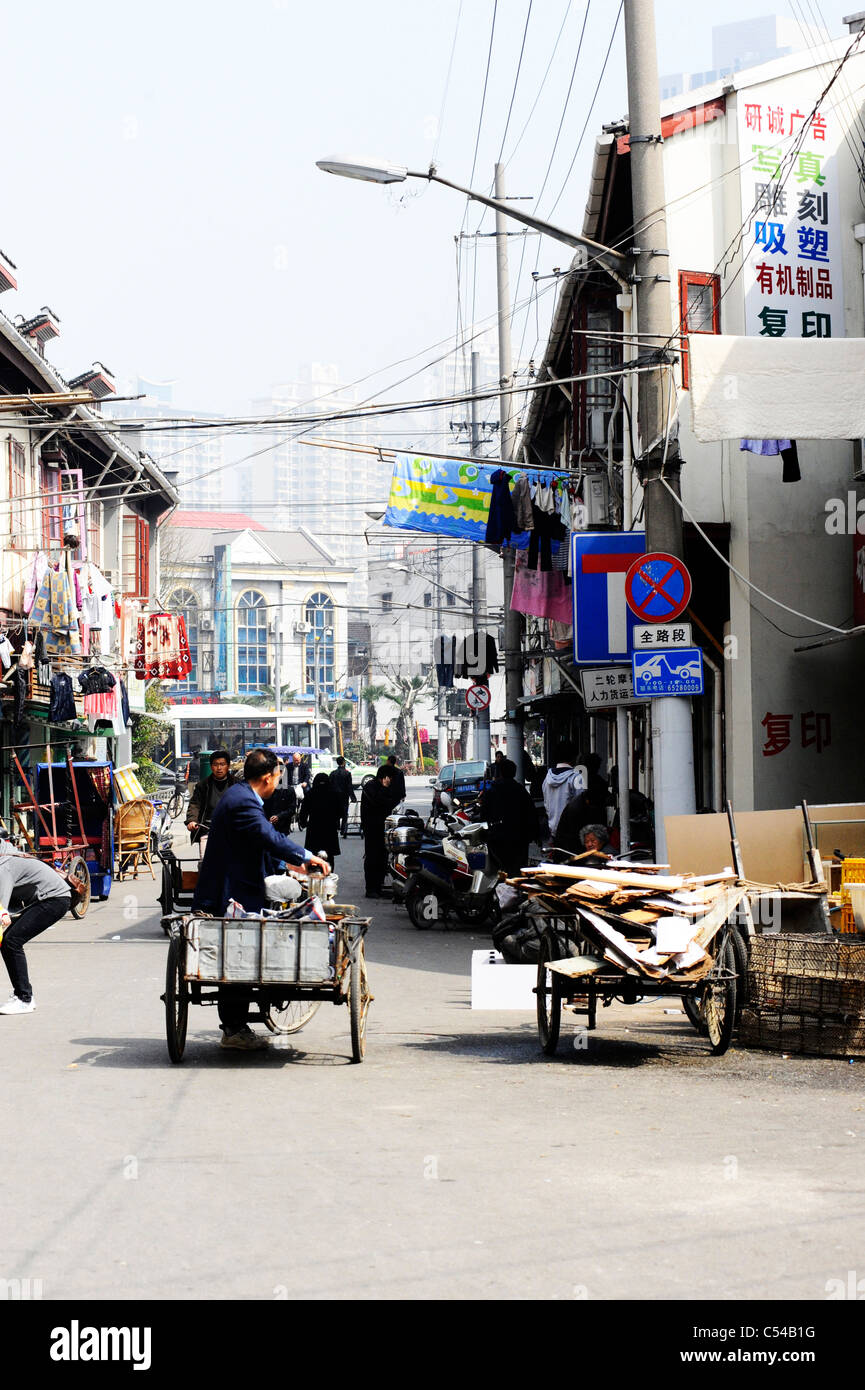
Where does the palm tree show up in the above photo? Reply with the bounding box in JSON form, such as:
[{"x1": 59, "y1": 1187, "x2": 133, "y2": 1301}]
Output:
[
  {"x1": 378, "y1": 671, "x2": 435, "y2": 764},
  {"x1": 236, "y1": 683, "x2": 297, "y2": 708},
  {"x1": 319, "y1": 696, "x2": 354, "y2": 751},
  {"x1": 362, "y1": 682, "x2": 390, "y2": 749}
]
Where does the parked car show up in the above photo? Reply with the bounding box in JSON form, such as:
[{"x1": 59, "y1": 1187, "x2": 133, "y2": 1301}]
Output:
[
  {"x1": 310, "y1": 752, "x2": 379, "y2": 785},
  {"x1": 430, "y1": 760, "x2": 489, "y2": 814}
]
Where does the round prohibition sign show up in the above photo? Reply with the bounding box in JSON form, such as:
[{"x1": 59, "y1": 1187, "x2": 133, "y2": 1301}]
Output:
[
  {"x1": 465, "y1": 683, "x2": 491, "y2": 712},
  {"x1": 625, "y1": 551, "x2": 692, "y2": 623}
]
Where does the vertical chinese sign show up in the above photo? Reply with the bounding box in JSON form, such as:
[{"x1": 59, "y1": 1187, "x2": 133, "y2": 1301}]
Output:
[
  {"x1": 213, "y1": 543, "x2": 231, "y2": 693},
  {"x1": 739, "y1": 79, "x2": 843, "y2": 340}
]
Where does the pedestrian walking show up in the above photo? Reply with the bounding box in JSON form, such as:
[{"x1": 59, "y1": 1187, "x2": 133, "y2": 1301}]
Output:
[
  {"x1": 383, "y1": 755, "x2": 406, "y2": 805},
  {"x1": 186, "y1": 748, "x2": 237, "y2": 844},
  {"x1": 479, "y1": 758, "x2": 539, "y2": 875},
  {"x1": 361, "y1": 767, "x2": 393, "y2": 898},
  {"x1": 298, "y1": 773, "x2": 342, "y2": 864},
  {"x1": 330, "y1": 756, "x2": 356, "y2": 836},
  {"x1": 542, "y1": 743, "x2": 585, "y2": 839},
  {"x1": 0, "y1": 839, "x2": 72, "y2": 1015}
]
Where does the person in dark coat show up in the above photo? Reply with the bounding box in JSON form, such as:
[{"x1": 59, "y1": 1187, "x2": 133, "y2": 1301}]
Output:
[
  {"x1": 186, "y1": 749, "x2": 237, "y2": 844},
  {"x1": 192, "y1": 748, "x2": 329, "y2": 1051},
  {"x1": 479, "y1": 758, "x2": 539, "y2": 876},
  {"x1": 330, "y1": 756, "x2": 356, "y2": 836},
  {"x1": 360, "y1": 767, "x2": 393, "y2": 898},
  {"x1": 297, "y1": 773, "x2": 341, "y2": 864},
  {"x1": 383, "y1": 755, "x2": 406, "y2": 806}
]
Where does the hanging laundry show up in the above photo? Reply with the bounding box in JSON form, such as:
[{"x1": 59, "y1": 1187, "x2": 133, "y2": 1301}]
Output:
[
  {"x1": 119, "y1": 678, "x2": 131, "y2": 729},
  {"x1": 527, "y1": 497, "x2": 566, "y2": 572},
  {"x1": 433, "y1": 634, "x2": 456, "y2": 688},
  {"x1": 485, "y1": 469, "x2": 517, "y2": 547},
  {"x1": 454, "y1": 632, "x2": 499, "y2": 680},
  {"x1": 781, "y1": 441, "x2": 801, "y2": 483},
  {"x1": 134, "y1": 614, "x2": 192, "y2": 681},
  {"x1": 739, "y1": 439, "x2": 792, "y2": 456},
  {"x1": 77, "y1": 562, "x2": 115, "y2": 634},
  {"x1": 23, "y1": 551, "x2": 50, "y2": 616},
  {"x1": 30, "y1": 564, "x2": 81, "y2": 656},
  {"x1": 0, "y1": 635, "x2": 12, "y2": 671},
  {"x1": 511, "y1": 555, "x2": 573, "y2": 623},
  {"x1": 9, "y1": 666, "x2": 29, "y2": 723},
  {"x1": 34, "y1": 631, "x2": 50, "y2": 685},
  {"x1": 78, "y1": 664, "x2": 117, "y2": 697},
  {"x1": 48, "y1": 672, "x2": 77, "y2": 723},
  {"x1": 510, "y1": 474, "x2": 534, "y2": 532},
  {"x1": 549, "y1": 618, "x2": 573, "y2": 650}
]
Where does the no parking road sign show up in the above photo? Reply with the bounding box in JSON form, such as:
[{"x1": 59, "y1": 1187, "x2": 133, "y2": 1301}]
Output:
[
  {"x1": 625, "y1": 552, "x2": 692, "y2": 624},
  {"x1": 465, "y1": 683, "x2": 491, "y2": 713}
]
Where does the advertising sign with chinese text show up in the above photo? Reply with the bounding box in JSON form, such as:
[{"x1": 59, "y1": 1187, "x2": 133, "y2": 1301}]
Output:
[
  {"x1": 632, "y1": 647, "x2": 705, "y2": 698},
  {"x1": 739, "y1": 76, "x2": 843, "y2": 342},
  {"x1": 632, "y1": 622, "x2": 693, "y2": 649},
  {"x1": 580, "y1": 667, "x2": 646, "y2": 709}
]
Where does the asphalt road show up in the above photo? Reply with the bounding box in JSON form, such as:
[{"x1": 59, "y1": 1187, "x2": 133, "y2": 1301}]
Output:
[{"x1": 2, "y1": 785, "x2": 864, "y2": 1302}]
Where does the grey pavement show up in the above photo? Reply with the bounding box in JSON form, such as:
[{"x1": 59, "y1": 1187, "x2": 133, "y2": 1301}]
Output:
[{"x1": 1, "y1": 790, "x2": 864, "y2": 1302}]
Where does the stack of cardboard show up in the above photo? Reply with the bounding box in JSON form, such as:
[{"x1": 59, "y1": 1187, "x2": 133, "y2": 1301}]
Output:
[{"x1": 510, "y1": 859, "x2": 746, "y2": 983}]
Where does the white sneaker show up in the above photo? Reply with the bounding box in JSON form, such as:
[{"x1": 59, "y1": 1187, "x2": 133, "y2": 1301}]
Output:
[{"x1": 0, "y1": 995, "x2": 35, "y2": 1015}]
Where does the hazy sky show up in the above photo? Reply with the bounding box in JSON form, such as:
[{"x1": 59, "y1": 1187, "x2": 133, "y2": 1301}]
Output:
[{"x1": 0, "y1": 1, "x2": 854, "y2": 433}]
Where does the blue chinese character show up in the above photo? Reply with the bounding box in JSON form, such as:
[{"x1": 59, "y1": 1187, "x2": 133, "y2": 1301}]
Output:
[
  {"x1": 755, "y1": 220, "x2": 788, "y2": 255},
  {"x1": 797, "y1": 226, "x2": 829, "y2": 263}
]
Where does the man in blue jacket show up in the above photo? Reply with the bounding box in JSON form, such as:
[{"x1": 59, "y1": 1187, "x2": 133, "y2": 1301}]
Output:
[{"x1": 193, "y1": 747, "x2": 330, "y2": 1051}]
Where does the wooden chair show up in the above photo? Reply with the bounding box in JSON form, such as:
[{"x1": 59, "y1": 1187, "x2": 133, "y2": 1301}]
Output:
[{"x1": 115, "y1": 798, "x2": 155, "y2": 880}]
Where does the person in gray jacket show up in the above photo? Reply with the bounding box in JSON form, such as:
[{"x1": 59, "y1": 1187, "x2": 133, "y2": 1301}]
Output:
[
  {"x1": 541, "y1": 743, "x2": 586, "y2": 840},
  {"x1": 0, "y1": 839, "x2": 72, "y2": 1015}
]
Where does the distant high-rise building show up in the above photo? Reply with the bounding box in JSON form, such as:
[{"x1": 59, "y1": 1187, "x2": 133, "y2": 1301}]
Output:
[
  {"x1": 109, "y1": 378, "x2": 228, "y2": 511},
  {"x1": 660, "y1": 14, "x2": 825, "y2": 102}
]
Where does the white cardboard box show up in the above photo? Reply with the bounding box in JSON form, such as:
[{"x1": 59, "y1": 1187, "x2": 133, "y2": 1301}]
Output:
[{"x1": 471, "y1": 949, "x2": 537, "y2": 1010}]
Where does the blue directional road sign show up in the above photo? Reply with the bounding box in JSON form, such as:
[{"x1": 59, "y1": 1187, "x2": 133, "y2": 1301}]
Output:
[
  {"x1": 571, "y1": 532, "x2": 646, "y2": 664},
  {"x1": 632, "y1": 646, "x2": 704, "y2": 697}
]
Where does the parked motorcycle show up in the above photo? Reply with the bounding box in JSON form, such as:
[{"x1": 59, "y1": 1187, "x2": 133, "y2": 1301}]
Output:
[{"x1": 403, "y1": 821, "x2": 501, "y2": 930}]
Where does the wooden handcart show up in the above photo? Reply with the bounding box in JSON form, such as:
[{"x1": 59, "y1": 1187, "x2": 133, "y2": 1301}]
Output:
[
  {"x1": 9, "y1": 749, "x2": 115, "y2": 918},
  {"x1": 162, "y1": 910, "x2": 372, "y2": 1064},
  {"x1": 531, "y1": 878, "x2": 749, "y2": 1059}
]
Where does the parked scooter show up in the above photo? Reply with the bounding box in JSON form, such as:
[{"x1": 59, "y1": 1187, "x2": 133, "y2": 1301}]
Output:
[{"x1": 403, "y1": 821, "x2": 501, "y2": 930}]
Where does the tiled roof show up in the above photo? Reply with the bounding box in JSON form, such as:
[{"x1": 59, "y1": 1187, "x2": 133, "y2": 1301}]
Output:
[{"x1": 169, "y1": 511, "x2": 265, "y2": 530}]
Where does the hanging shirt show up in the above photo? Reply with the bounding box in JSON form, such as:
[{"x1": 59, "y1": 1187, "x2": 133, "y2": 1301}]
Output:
[
  {"x1": 485, "y1": 470, "x2": 517, "y2": 547},
  {"x1": 48, "y1": 672, "x2": 77, "y2": 722}
]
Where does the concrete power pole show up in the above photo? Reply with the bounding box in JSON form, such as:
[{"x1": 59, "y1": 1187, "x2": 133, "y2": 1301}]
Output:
[
  {"x1": 470, "y1": 350, "x2": 491, "y2": 763},
  {"x1": 494, "y1": 162, "x2": 523, "y2": 778},
  {"x1": 624, "y1": 0, "x2": 695, "y2": 858}
]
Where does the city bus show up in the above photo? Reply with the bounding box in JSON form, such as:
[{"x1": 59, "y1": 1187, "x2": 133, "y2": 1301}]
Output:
[{"x1": 161, "y1": 701, "x2": 319, "y2": 766}]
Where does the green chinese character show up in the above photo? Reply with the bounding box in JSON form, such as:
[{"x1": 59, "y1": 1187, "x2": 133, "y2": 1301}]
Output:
[
  {"x1": 795, "y1": 151, "x2": 825, "y2": 185},
  {"x1": 751, "y1": 144, "x2": 781, "y2": 178}
]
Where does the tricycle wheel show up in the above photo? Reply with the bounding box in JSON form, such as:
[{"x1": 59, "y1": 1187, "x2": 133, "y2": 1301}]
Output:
[
  {"x1": 537, "y1": 931, "x2": 563, "y2": 1056},
  {"x1": 261, "y1": 998, "x2": 321, "y2": 1035},
  {"x1": 730, "y1": 926, "x2": 749, "y2": 1018},
  {"x1": 68, "y1": 855, "x2": 91, "y2": 919},
  {"x1": 683, "y1": 988, "x2": 707, "y2": 1035},
  {"x1": 348, "y1": 941, "x2": 371, "y2": 1063},
  {"x1": 704, "y1": 937, "x2": 737, "y2": 1056},
  {"x1": 158, "y1": 862, "x2": 174, "y2": 917},
  {"x1": 164, "y1": 934, "x2": 189, "y2": 1063}
]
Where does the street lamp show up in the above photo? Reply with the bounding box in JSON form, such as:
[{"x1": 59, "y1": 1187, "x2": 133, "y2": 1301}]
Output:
[
  {"x1": 316, "y1": 158, "x2": 627, "y2": 277},
  {"x1": 317, "y1": 151, "x2": 692, "y2": 844}
]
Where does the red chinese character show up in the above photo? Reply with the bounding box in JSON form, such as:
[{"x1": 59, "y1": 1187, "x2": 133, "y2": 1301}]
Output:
[
  {"x1": 796, "y1": 265, "x2": 814, "y2": 297},
  {"x1": 756, "y1": 261, "x2": 774, "y2": 294},
  {"x1": 789, "y1": 108, "x2": 806, "y2": 136},
  {"x1": 745, "y1": 103, "x2": 763, "y2": 133},
  {"x1": 761, "y1": 712, "x2": 792, "y2": 756},
  {"x1": 811, "y1": 112, "x2": 827, "y2": 142},
  {"x1": 776, "y1": 264, "x2": 793, "y2": 294},
  {"x1": 815, "y1": 268, "x2": 832, "y2": 300},
  {"x1": 801, "y1": 711, "x2": 831, "y2": 752},
  {"x1": 767, "y1": 105, "x2": 785, "y2": 135}
]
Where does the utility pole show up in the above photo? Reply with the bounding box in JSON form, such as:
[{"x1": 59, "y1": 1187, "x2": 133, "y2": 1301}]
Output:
[
  {"x1": 435, "y1": 538, "x2": 447, "y2": 766},
  {"x1": 274, "y1": 601, "x2": 283, "y2": 721},
  {"x1": 494, "y1": 161, "x2": 523, "y2": 779},
  {"x1": 471, "y1": 349, "x2": 491, "y2": 763},
  {"x1": 624, "y1": 0, "x2": 695, "y2": 858}
]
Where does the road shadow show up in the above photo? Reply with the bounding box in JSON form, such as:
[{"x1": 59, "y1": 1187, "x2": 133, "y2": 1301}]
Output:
[
  {"x1": 400, "y1": 1029, "x2": 667, "y2": 1068},
  {"x1": 68, "y1": 1036, "x2": 355, "y2": 1068}
]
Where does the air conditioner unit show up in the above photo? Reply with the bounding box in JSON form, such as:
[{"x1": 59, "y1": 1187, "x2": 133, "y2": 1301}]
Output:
[
  {"x1": 854, "y1": 440, "x2": 865, "y2": 482},
  {"x1": 199, "y1": 615, "x2": 213, "y2": 632},
  {"x1": 293, "y1": 621, "x2": 312, "y2": 635}
]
